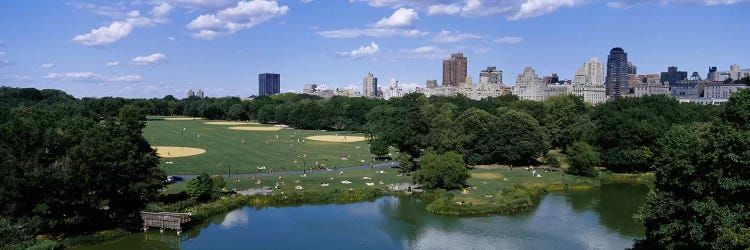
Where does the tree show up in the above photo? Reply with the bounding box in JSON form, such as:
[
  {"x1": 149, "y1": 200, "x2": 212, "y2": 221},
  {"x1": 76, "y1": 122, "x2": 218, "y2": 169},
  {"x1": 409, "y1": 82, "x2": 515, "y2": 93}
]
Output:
[
  {"x1": 413, "y1": 151, "x2": 468, "y2": 190},
  {"x1": 496, "y1": 110, "x2": 550, "y2": 165},
  {"x1": 634, "y1": 91, "x2": 750, "y2": 249},
  {"x1": 455, "y1": 108, "x2": 501, "y2": 165},
  {"x1": 186, "y1": 173, "x2": 214, "y2": 201},
  {"x1": 565, "y1": 142, "x2": 599, "y2": 177},
  {"x1": 226, "y1": 104, "x2": 248, "y2": 121},
  {"x1": 369, "y1": 138, "x2": 389, "y2": 157},
  {"x1": 0, "y1": 103, "x2": 165, "y2": 235}
]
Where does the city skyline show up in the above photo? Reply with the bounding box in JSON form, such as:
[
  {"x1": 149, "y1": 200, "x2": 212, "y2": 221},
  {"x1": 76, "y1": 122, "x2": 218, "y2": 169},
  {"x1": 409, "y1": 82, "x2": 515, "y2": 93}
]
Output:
[{"x1": 1, "y1": 0, "x2": 749, "y2": 98}]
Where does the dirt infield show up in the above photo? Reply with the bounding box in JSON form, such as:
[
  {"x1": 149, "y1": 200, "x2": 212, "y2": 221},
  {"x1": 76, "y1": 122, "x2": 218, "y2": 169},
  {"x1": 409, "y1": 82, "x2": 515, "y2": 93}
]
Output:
[
  {"x1": 204, "y1": 121, "x2": 261, "y2": 125},
  {"x1": 163, "y1": 117, "x2": 203, "y2": 121},
  {"x1": 228, "y1": 126, "x2": 283, "y2": 131},
  {"x1": 305, "y1": 135, "x2": 367, "y2": 142},
  {"x1": 152, "y1": 146, "x2": 206, "y2": 158}
]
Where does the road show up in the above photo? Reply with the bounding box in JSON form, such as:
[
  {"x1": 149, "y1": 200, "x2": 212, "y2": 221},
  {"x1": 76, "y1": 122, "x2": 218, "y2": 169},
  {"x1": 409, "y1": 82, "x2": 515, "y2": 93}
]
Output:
[{"x1": 171, "y1": 161, "x2": 400, "y2": 181}]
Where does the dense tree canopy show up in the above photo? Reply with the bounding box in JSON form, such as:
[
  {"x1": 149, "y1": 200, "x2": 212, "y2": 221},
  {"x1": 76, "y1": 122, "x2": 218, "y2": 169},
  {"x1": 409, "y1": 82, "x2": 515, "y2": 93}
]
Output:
[
  {"x1": 0, "y1": 102, "x2": 165, "y2": 236},
  {"x1": 634, "y1": 89, "x2": 750, "y2": 249}
]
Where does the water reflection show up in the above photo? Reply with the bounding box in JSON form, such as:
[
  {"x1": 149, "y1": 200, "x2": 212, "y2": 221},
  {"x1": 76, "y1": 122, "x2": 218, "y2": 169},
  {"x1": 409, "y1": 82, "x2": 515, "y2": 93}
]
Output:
[
  {"x1": 219, "y1": 210, "x2": 249, "y2": 228},
  {"x1": 563, "y1": 183, "x2": 648, "y2": 237}
]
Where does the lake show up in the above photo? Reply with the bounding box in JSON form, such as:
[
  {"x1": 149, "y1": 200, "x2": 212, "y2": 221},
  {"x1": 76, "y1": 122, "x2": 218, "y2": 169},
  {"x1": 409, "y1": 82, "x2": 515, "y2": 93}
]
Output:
[{"x1": 75, "y1": 183, "x2": 648, "y2": 250}]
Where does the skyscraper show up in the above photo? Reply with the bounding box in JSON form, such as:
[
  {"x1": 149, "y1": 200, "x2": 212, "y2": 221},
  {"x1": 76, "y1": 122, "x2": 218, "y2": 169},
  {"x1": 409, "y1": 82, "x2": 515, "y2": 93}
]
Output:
[
  {"x1": 605, "y1": 48, "x2": 629, "y2": 98},
  {"x1": 259, "y1": 73, "x2": 280, "y2": 96},
  {"x1": 479, "y1": 66, "x2": 502, "y2": 85},
  {"x1": 442, "y1": 53, "x2": 467, "y2": 87},
  {"x1": 363, "y1": 72, "x2": 378, "y2": 98},
  {"x1": 627, "y1": 61, "x2": 637, "y2": 75},
  {"x1": 660, "y1": 66, "x2": 688, "y2": 85},
  {"x1": 575, "y1": 57, "x2": 605, "y2": 86}
]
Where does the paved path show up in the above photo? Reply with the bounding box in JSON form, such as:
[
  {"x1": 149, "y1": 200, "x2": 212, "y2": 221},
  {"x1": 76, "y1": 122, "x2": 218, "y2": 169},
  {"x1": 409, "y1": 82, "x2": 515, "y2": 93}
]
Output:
[{"x1": 172, "y1": 161, "x2": 400, "y2": 181}]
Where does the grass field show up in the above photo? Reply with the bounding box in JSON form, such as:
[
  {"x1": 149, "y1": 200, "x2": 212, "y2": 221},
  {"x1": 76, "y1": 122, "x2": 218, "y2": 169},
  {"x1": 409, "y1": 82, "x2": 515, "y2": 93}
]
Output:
[
  {"x1": 163, "y1": 167, "x2": 412, "y2": 195},
  {"x1": 143, "y1": 117, "x2": 376, "y2": 175}
]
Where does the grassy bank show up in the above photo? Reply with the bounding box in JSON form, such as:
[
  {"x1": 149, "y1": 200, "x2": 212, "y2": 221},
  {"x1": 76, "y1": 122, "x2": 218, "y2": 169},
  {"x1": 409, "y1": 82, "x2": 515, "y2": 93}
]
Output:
[{"x1": 424, "y1": 170, "x2": 653, "y2": 216}]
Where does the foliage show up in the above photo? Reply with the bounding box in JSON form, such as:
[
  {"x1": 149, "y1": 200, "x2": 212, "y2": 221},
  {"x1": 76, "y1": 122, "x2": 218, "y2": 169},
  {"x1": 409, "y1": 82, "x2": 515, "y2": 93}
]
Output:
[
  {"x1": 369, "y1": 137, "x2": 389, "y2": 157},
  {"x1": 413, "y1": 151, "x2": 469, "y2": 190},
  {"x1": 495, "y1": 110, "x2": 550, "y2": 165},
  {"x1": 0, "y1": 103, "x2": 165, "y2": 236},
  {"x1": 211, "y1": 176, "x2": 226, "y2": 192},
  {"x1": 545, "y1": 153, "x2": 562, "y2": 168},
  {"x1": 592, "y1": 95, "x2": 715, "y2": 172},
  {"x1": 566, "y1": 142, "x2": 599, "y2": 177},
  {"x1": 185, "y1": 173, "x2": 213, "y2": 201},
  {"x1": 634, "y1": 90, "x2": 750, "y2": 249}
]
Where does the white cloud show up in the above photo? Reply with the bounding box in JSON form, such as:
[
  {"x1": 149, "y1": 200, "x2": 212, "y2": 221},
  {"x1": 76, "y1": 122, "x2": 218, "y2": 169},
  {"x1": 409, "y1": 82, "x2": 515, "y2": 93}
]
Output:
[
  {"x1": 354, "y1": 0, "x2": 587, "y2": 20},
  {"x1": 160, "y1": 0, "x2": 236, "y2": 10},
  {"x1": 431, "y1": 30, "x2": 483, "y2": 43},
  {"x1": 72, "y1": 3, "x2": 172, "y2": 46},
  {"x1": 168, "y1": 36, "x2": 176, "y2": 41},
  {"x1": 301, "y1": 0, "x2": 314, "y2": 3},
  {"x1": 337, "y1": 42, "x2": 380, "y2": 59},
  {"x1": 151, "y1": 2, "x2": 173, "y2": 17},
  {"x1": 40, "y1": 63, "x2": 55, "y2": 69},
  {"x1": 0, "y1": 51, "x2": 11, "y2": 67},
  {"x1": 73, "y1": 21, "x2": 134, "y2": 46},
  {"x1": 45, "y1": 72, "x2": 142, "y2": 83},
  {"x1": 427, "y1": 4, "x2": 462, "y2": 15},
  {"x1": 106, "y1": 61, "x2": 121, "y2": 67},
  {"x1": 130, "y1": 53, "x2": 166, "y2": 65},
  {"x1": 401, "y1": 46, "x2": 446, "y2": 59},
  {"x1": 606, "y1": 0, "x2": 748, "y2": 9},
  {"x1": 373, "y1": 8, "x2": 419, "y2": 28},
  {"x1": 494, "y1": 36, "x2": 523, "y2": 44},
  {"x1": 186, "y1": 0, "x2": 289, "y2": 40},
  {"x1": 318, "y1": 28, "x2": 428, "y2": 38},
  {"x1": 509, "y1": 0, "x2": 586, "y2": 20}
]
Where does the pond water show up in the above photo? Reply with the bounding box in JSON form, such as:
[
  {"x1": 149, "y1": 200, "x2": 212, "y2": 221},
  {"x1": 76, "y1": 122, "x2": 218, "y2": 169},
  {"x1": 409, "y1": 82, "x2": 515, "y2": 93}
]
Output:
[{"x1": 76, "y1": 183, "x2": 648, "y2": 250}]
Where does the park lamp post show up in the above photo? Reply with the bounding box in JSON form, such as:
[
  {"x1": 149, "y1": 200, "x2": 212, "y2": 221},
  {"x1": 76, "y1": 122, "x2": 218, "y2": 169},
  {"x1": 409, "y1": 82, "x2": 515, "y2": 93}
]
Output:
[
  {"x1": 303, "y1": 161, "x2": 306, "y2": 174},
  {"x1": 228, "y1": 165, "x2": 231, "y2": 179}
]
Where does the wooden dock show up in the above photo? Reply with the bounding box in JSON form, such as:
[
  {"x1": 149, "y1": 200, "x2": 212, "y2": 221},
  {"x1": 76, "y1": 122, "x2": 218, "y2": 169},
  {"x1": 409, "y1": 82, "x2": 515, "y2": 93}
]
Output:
[{"x1": 140, "y1": 212, "x2": 192, "y2": 233}]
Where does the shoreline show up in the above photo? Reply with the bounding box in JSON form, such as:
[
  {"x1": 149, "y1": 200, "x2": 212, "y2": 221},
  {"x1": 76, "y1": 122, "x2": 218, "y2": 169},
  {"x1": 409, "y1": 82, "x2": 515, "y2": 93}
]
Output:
[{"x1": 63, "y1": 172, "x2": 653, "y2": 249}]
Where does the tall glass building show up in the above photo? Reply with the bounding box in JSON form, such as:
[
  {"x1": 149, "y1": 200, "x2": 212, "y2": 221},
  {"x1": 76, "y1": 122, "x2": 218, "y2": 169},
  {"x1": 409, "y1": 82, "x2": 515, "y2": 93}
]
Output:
[
  {"x1": 605, "y1": 48, "x2": 628, "y2": 98},
  {"x1": 259, "y1": 73, "x2": 280, "y2": 96}
]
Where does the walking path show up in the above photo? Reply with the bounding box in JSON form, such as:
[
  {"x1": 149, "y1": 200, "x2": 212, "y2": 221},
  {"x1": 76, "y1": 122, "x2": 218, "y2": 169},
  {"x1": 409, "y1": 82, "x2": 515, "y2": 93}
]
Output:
[{"x1": 172, "y1": 161, "x2": 400, "y2": 181}]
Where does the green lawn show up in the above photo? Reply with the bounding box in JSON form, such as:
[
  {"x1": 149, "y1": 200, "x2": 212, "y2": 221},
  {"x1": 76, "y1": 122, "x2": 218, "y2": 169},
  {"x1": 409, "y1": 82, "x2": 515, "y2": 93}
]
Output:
[
  {"x1": 163, "y1": 167, "x2": 412, "y2": 194},
  {"x1": 143, "y1": 117, "x2": 376, "y2": 175},
  {"x1": 456, "y1": 169, "x2": 582, "y2": 205}
]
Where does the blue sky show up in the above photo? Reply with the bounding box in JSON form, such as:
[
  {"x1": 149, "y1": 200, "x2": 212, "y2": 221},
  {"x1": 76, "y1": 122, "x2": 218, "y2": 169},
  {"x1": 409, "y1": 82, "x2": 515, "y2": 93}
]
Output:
[{"x1": 0, "y1": 0, "x2": 748, "y2": 98}]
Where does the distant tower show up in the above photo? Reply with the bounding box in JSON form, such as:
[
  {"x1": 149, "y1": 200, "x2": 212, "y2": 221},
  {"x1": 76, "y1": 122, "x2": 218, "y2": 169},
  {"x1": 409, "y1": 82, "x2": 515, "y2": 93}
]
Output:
[
  {"x1": 479, "y1": 66, "x2": 503, "y2": 85},
  {"x1": 196, "y1": 89, "x2": 204, "y2": 98},
  {"x1": 708, "y1": 66, "x2": 718, "y2": 81},
  {"x1": 259, "y1": 73, "x2": 281, "y2": 95},
  {"x1": 627, "y1": 61, "x2": 637, "y2": 75},
  {"x1": 660, "y1": 66, "x2": 688, "y2": 85},
  {"x1": 689, "y1": 72, "x2": 702, "y2": 81},
  {"x1": 426, "y1": 80, "x2": 438, "y2": 88},
  {"x1": 363, "y1": 72, "x2": 378, "y2": 98},
  {"x1": 187, "y1": 89, "x2": 194, "y2": 98},
  {"x1": 442, "y1": 53, "x2": 467, "y2": 87},
  {"x1": 606, "y1": 47, "x2": 629, "y2": 98}
]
